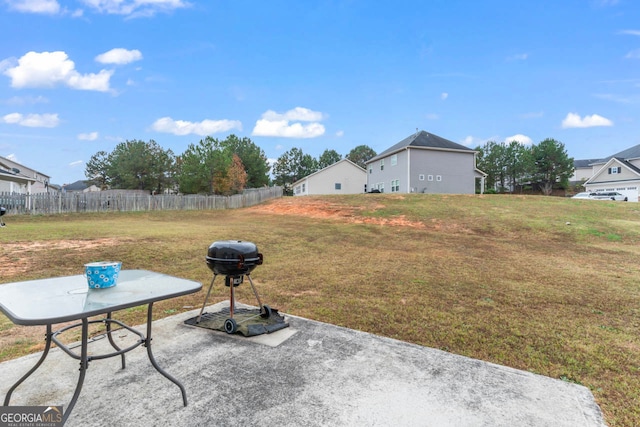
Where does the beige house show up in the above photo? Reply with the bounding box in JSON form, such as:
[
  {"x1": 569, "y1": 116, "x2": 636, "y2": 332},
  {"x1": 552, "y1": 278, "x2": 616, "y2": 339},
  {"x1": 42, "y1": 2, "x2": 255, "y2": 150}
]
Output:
[
  {"x1": 0, "y1": 156, "x2": 51, "y2": 194},
  {"x1": 293, "y1": 158, "x2": 367, "y2": 196},
  {"x1": 570, "y1": 159, "x2": 601, "y2": 185},
  {"x1": 579, "y1": 144, "x2": 640, "y2": 202}
]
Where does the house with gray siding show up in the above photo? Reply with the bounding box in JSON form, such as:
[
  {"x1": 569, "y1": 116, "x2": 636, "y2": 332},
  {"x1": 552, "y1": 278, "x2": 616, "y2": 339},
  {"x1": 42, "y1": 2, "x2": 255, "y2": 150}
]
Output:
[
  {"x1": 0, "y1": 156, "x2": 51, "y2": 194},
  {"x1": 366, "y1": 130, "x2": 486, "y2": 194}
]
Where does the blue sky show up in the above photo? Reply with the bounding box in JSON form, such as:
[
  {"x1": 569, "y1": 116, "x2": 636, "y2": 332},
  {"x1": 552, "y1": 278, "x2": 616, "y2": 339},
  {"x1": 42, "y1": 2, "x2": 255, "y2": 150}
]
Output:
[{"x1": 1, "y1": 0, "x2": 639, "y2": 185}]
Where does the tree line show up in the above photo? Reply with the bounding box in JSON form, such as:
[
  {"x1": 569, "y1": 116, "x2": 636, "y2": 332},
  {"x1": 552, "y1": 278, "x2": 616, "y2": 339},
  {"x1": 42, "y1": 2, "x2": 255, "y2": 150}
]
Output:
[
  {"x1": 475, "y1": 138, "x2": 574, "y2": 195},
  {"x1": 84, "y1": 135, "x2": 378, "y2": 195},
  {"x1": 85, "y1": 134, "x2": 573, "y2": 196}
]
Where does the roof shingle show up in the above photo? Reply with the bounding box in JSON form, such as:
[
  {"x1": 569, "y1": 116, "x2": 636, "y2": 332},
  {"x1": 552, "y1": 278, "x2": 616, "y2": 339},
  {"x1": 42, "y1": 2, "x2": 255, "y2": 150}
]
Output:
[{"x1": 368, "y1": 130, "x2": 473, "y2": 163}]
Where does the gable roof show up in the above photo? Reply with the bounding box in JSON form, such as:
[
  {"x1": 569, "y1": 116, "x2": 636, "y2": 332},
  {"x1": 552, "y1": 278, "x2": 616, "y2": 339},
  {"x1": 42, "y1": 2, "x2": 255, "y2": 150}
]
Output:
[
  {"x1": 292, "y1": 158, "x2": 365, "y2": 186},
  {"x1": 608, "y1": 143, "x2": 640, "y2": 161},
  {"x1": 367, "y1": 130, "x2": 474, "y2": 164},
  {"x1": 0, "y1": 155, "x2": 50, "y2": 179},
  {"x1": 587, "y1": 143, "x2": 640, "y2": 165},
  {"x1": 584, "y1": 157, "x2": 640, "y2": 185},
  {"x1": 62, "y1": 180, "x2": 91, "y2": 191},
  {"x1": 574, "y1": 159, "x2": 601, "y2": 168}
]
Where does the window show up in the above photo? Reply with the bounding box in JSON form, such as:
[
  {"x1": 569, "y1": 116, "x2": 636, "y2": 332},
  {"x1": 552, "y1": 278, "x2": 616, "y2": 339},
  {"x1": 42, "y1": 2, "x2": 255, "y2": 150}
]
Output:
[
  {"x1": 436, "y1": 175, "x2": 442, "y2": 182},
  {"x1": 302, "y1": 183, "x2": 306, "y2": 192},
  {"x1": 609, "y1": 167, "x2": 621, "y2": 174},
  {"x1": 428, "y1": 175, "x2": 434, "y2": 181},
  {"x1": 391, "y1": 179, "x2": 400, "y2": 192},
  {"x1": 335, "y1": 183, "x2": 342, "y2": 190},
  {"x1": 419, "y1": 174, "x2": 425, "y2": 181},
  {"x1": 369, "y1": 166, "x2": 373, "y2": 174},
  {"x1": 380, "y1": 159, "x2": 384, "y2": 171},
  {"x1": 391, "y1": 155, "x2": 397, "y2": 166}
]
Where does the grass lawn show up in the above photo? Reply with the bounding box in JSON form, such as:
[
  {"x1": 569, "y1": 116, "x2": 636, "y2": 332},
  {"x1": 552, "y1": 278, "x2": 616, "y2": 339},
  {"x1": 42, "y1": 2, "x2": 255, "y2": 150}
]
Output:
[{"x1": 1, "y1": 193, "x2": 639, "y2": 426}]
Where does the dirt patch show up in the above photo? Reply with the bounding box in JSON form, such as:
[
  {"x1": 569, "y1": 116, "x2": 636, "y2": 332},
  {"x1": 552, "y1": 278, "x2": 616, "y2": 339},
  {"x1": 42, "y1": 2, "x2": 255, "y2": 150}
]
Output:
[
  {"x1": 0, "y1": 238, "x2": 134, "y2": 362},
  {"x1": 248, "y1": 198, "x2": 426, "y2": 228},
  {"x1": 0, "y1": 238, "x2": 127, "y2": 278}
]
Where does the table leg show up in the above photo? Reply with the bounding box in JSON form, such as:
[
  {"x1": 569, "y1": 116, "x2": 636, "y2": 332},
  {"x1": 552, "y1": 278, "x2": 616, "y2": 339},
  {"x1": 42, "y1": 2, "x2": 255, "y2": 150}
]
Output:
[
  {"x1": 3, "y1": 324, "x2": 53, "y2": 406},
  {"x1": 105, "y1": 312, "x2": 126, "y2": 369},
  {"x1": 144, "y1": 303, "x2": 188, "y2": 406},
  {"x1": 62, "y1": 318, "x2": 89, "y2": 424}
]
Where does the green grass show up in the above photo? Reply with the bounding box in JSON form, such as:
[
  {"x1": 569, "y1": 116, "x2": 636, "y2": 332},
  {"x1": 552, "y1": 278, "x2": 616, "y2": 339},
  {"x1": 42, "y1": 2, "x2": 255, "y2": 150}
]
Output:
[{"x1": 1, "y1": 194, "x2": 640, "y2": 426}]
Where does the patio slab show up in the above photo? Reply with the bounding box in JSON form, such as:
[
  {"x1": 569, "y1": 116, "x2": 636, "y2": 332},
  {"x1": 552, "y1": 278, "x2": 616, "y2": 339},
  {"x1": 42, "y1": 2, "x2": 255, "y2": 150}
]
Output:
[{"x1": 0, "y1": 302, "x2": 607, "y2": 427}]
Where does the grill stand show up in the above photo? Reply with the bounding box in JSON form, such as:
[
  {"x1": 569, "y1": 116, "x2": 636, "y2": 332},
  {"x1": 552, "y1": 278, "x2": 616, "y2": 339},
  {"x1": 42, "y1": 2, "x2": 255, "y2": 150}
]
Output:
[{"x1": 196, "y1": 273, "x2": 271, "y2": 333}]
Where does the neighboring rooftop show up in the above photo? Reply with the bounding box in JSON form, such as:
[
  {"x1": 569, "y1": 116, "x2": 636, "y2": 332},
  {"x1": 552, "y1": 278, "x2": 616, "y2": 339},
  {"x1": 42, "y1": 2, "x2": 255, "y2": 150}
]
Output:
[
  {"x1": 574, "y1": 159, "x2": 603, "y2": 168},
  {"x1": 368, "y1": 130, "x2": 474, "y2": 164},
  {"x1": 582, "y1": 143, "x2": 640, "y2": 165},
  {"x1": 62, "y1": 180, "x2": 92, "y2": 192}
]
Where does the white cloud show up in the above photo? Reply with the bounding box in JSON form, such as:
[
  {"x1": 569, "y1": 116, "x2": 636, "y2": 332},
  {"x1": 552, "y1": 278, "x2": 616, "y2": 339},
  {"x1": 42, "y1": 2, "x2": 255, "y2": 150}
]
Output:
[
  {"x1": 561, "y1": 112, "x2": 613, "y2": 128},
  {"x1": 425, "y1": 113, "x2": 440, "y2": 120},
  {"x1": 261, "y1": 107, "x2": 326, "y2": 122},
  {"x1": 507, "y1": 53, "x2": 528, "y2": 61},
  {"x1": 69, "y1": 160, "x2": 84, "y2": 167},
  {"x1": 440, "y1": 92, "x2": 448, "y2": 100},
  {"x1": 3, "y1": 51, "x2": 113, "y2": 92},
  {"x1": 151, "y1": 117, "x2": 242, "y2": 136},
  {"x1": 6, "y1": 153, "x2": 18, "y2": 162},
  {"x1": 2, "y1": 95, "x2": 49, "y2": 106},
  {"x1": 2, "y1": 112, "x2": 60, "y2": 128},
  {"x1": 252, "y1": 107, "x2": 326, "y2": 138},
  {"x1": 593, "y1": 93, "x2": 632, "y2": 104},
  {"x1": 462, "y1": 136, "x2": 477, "y2": 146},
  {"x1": 625, "y1": 49, "x2": 640, "y2": 59},
  {"x1": 336, "y1": 130, "x2": 344, "y2": 137},
  {"x1": 80, "y1": 0, "x2": 190, "y2": 17},
  {"x1": 618, "y1": 29, "x2": 640, "y2": 36},
  {"x1": 95, "y1": 48, "x2": 143, "y2": 65},
  {"x1": 78, "y1": 131, "x2": 99, "y2": 141},
  {"x1": 462, "y1": 135, "x2": 497, "y2": 147},
  {"x1": 505, "y1": 134, "x2": 533, "y2": 145},
  {"x1": 253, "y1": 120, "x2": 325, "y2": 138},
  {"x1": 6, "y1": 0, "x2": 60, "y2": 14}
]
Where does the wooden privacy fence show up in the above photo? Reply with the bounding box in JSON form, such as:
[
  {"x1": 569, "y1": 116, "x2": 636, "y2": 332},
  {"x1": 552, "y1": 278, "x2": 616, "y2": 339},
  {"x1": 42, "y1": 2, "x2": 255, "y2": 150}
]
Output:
[{"x1": 0, "y1": 187, "x2": 283, "y2": 215}]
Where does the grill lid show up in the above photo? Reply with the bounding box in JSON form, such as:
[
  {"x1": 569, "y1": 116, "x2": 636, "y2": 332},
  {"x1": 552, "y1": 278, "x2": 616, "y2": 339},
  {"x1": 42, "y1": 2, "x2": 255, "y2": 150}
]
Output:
[{"x1": 206, "y1": 240, "x2": 263, "y2": 276}]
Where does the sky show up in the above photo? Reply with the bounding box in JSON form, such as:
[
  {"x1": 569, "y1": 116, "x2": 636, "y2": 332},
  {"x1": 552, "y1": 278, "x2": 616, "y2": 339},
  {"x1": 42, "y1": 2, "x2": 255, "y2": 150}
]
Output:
[{"x1": 1, "y1": 0, "x2": 639, "y2": 185}]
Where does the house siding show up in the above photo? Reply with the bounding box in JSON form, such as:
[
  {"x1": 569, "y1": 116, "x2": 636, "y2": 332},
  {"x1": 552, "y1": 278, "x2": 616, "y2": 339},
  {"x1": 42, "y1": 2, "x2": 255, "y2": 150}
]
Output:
[
  {"x1": 584, "y1": 159, "x2": 640, "y2": 202},
  {"x1": 0, "y1": 156, "x2": 51, "y2": 194},
  {"x1": 571, "y1": 167, "x2": 594, "y2": 182},
  {"x1": 367, "y1": 148, "x2": 476, "y2": 194},
  {"x1": 294, "y1": 159, "x2": 366, "y2": 196},
  {"x1": 408, "y1": 149, "x2": 476, "y2": 194},
  {"x1": 368, "y1": 150, "x2": 409, "y2": 193}
]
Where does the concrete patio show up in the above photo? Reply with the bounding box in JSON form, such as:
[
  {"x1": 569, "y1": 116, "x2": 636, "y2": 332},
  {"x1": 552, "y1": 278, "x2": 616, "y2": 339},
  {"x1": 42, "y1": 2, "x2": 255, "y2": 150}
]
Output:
[{"x1": 0, "y1": 302, "x2": 607, "y2": 426}]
